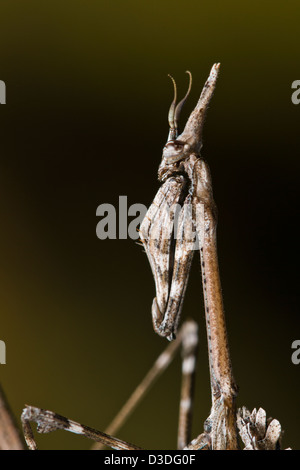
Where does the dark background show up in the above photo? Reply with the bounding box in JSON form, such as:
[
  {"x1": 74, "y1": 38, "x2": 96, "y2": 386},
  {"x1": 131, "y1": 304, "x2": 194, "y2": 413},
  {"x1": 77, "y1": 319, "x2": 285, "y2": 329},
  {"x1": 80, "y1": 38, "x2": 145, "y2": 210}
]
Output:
[{"x1": 0, "y1": 1, "x2": 299, "y2": 449}]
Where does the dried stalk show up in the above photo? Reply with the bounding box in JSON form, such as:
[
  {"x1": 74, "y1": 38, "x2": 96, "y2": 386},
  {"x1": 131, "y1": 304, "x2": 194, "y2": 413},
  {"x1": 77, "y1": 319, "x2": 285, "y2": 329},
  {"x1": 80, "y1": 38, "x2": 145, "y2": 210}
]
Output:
[{"x1": 0, "y1": 383, "x2": 25, "y2": 450}]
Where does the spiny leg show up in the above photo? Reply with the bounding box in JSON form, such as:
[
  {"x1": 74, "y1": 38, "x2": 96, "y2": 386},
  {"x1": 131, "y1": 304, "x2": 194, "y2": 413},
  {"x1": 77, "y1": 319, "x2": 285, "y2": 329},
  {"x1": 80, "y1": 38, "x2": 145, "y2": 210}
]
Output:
[{"x1": 21, "y1": 405, "x2": 142, "y2": 450}]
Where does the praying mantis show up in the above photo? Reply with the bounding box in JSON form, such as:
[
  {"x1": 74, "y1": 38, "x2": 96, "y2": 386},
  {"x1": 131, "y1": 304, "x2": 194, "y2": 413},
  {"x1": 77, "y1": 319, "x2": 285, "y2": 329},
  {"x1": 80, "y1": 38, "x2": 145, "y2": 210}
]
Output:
[
  {"x1": 139, "y1": 63, "x2": 238, "y2": 449},
  {"x1": 0, "y1": 64, "x2": 285, "y2": 451}
]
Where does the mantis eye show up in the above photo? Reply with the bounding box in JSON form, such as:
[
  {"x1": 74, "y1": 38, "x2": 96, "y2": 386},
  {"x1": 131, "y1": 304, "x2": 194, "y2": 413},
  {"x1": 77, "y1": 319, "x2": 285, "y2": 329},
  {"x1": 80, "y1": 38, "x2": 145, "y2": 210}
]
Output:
[
  {"x1": 163, "y1": 140, "x2": 188, "y2": 163},
  {"x1": 173, "y1": 142, "x2": 184, "y2": 152}
]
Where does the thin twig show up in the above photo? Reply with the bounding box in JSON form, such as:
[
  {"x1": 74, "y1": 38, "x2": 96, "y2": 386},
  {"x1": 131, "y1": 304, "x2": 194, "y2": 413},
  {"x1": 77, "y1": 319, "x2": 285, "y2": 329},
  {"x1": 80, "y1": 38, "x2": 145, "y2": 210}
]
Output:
[
  {"x1": 0, "y1": 383, "x2": 25, "y2": 450},
  {"x1": 196, "y1": 173, "x2": 239, "y2": 449}
]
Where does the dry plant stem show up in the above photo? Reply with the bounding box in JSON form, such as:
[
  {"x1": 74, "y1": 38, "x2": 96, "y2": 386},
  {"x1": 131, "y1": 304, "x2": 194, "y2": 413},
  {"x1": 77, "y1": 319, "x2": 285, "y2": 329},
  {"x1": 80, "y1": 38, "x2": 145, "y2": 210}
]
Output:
[
  {"x1": 197, "y1": 200, "x2": 238, "y2": 449},
  {"x1": 188, "y1": 70, "x2": 239, "y2": 449},
  {"x1": 0, "y1": 383, "x2": 25, "y2": 450},
  {"x1": 21, "y1": 405, "x2": 142, "y2": 450}
]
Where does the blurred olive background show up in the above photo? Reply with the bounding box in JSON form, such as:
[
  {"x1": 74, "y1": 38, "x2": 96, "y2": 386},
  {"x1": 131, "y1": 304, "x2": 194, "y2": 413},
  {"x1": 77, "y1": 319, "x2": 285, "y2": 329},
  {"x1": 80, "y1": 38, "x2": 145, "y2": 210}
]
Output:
[{"x1": 0, "y1": 1, "x2": 299, "y2": 450}]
